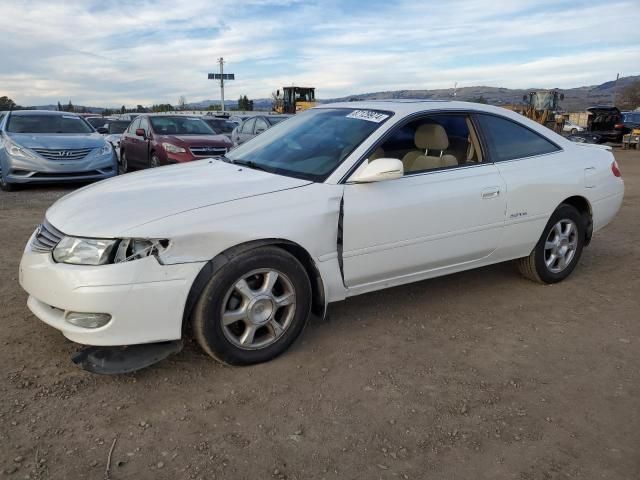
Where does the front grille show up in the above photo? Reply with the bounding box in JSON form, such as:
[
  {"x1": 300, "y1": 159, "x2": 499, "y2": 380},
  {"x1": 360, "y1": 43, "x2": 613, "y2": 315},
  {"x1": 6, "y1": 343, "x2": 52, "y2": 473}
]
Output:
[
  {"x1": 32, "y1": 148, "x2": 93, "y2": 161},
  {"x1": 189, "y1": 146, "x2": 227, "y2": 157},
  {"x1": 31, "y1": 170, "x2": 102, "y2": 178},
  {"x1": 31, "y1": 220, "x2": 65, "y2": 253}
]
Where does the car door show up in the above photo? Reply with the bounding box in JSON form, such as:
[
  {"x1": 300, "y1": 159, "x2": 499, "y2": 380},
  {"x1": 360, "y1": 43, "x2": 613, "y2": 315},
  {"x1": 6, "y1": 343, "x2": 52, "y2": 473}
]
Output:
[
  {"x1": 135, "y1": 117, "x2": 151, "y2": 168},
  {"x1": 342, "y1": 113, "x2": 507, "y2": 289},
  {"x1": 122, "y1": 117, "x2": 140, "y2": 165},
  {"x1": 474, "y1": 113, "x2": 566, "y2": 259}
]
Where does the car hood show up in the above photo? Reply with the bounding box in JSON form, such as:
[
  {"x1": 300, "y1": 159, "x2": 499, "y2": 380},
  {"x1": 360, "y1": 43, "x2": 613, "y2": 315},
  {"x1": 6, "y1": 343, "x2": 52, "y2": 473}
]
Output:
[
  {"x1": 157, "y1": 134, "x2": 232, "y2": 146},
  {"x1": 46, "y1": 160, "x2": 312, "y2": 237},
  {"x1": 5, "y1": 132, "x2": 106, "y2": 149}
]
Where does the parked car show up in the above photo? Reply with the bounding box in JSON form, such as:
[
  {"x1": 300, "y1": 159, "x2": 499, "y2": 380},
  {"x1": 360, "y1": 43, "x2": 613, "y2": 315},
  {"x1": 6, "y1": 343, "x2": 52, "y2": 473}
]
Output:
[
  {"x1": 200, "y1": 116, "x2": 238, "y2": 140},
  {"x1": 562, "y1": 120, "x2": 584, "y2": 135},
  {"x1": 568, "y1": 106, "x2": 623, "y2": 144},
  {"x1": 85, "y1": 116, "x2": 112, "y2": 131},
  {"x1": 231, "y1": 114, "x2": 291, "y2": 145},
  {"x1": 119, "y1": 114, "x2": 232, "y2": 172},
  {"x1": 103, "y1": 120, "x2": 131, "y2": 159},
  {"x1": 621, "y1": 111, "x2": 640, "y2": 132},
  {"x1": 0, "y1": 110, "x2": 117, "y2": 191},
  {"x1": 19, "y1": 101, "x2": 623, "y2": 373}
]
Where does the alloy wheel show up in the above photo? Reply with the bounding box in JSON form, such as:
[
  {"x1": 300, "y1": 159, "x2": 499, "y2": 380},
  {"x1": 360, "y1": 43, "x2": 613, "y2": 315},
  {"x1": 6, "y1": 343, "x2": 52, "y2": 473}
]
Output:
[
  {"x1": 220, "y1": 269, "x2": 296, "y2": 350},
  {"x1": 544, "y1": 219, "x2": 578, "y2": 273}
]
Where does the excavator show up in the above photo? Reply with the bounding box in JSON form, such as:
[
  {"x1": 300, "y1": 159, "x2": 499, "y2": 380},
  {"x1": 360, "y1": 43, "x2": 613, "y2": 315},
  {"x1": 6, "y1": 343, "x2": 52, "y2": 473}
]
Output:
[
  {"x1": 274, "y1": 86, "x2": 316, "y2": 114},
  {"x1": 504, "y1": 90, "x2": 565, "y2": 133}
]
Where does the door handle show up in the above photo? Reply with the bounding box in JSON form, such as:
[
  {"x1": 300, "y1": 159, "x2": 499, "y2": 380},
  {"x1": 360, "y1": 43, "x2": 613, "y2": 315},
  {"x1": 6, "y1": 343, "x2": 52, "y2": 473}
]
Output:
[{"x1": 481, "y1": 187, "x2": 500, "y2": 199}]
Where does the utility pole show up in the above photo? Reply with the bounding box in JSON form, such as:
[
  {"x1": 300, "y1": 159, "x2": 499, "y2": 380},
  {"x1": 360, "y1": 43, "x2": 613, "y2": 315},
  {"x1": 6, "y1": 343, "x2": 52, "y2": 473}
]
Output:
[
  {"x1": 613, "y1": 73, "x2": 620, "y2": 106},
  {"x1": 208, "y1": 57, "x2": 235, "y2": 113}
]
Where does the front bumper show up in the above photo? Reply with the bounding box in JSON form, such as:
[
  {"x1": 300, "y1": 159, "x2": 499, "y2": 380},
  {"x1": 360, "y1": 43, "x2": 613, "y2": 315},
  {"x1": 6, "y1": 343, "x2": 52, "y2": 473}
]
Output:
[
  {"x1": 3, "y1": 152, "x2": 117, "y2": 184},
  {"x1": 19, "y1": 239, "x2": 205, "y2": 346}
]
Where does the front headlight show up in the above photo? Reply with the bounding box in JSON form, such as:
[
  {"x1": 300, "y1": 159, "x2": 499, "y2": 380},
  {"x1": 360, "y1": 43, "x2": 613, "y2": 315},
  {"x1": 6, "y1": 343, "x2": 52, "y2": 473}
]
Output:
[
  {"x1": 97, "y1": 142, "x2": 113, "y2": 156},
  {"x1": 52, "y1": 236, "x2": 168, "y2": 265},
  {"x1": 53, "y1": 237, "x2": 118, "y2": 265},
  {"x1": 4, "y1": 138, "x2": 36, "y2": 160},
  {"x1": 162, "y1": 142, "x2": 186, "y2": 154}
]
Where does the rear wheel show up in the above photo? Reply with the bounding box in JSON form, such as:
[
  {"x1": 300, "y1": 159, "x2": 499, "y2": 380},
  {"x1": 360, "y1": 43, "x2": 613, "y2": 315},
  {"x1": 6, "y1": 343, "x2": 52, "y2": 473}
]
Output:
[
  {"x1": 192, "y1": 246, "x2": 312, "y2": 365},
  {"x1": 571, "y1": 128, "x2": 578, "y2": 135},
  {"x1": 517, "y1": 204, "x2": 585, "y2": 284}
]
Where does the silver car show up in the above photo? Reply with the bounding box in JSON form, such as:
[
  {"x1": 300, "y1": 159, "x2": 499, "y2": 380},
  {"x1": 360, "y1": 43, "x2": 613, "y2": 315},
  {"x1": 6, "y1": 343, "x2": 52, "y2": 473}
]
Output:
[{"x1": 0, "y1": 110, "x2": 117, "y2": 191}]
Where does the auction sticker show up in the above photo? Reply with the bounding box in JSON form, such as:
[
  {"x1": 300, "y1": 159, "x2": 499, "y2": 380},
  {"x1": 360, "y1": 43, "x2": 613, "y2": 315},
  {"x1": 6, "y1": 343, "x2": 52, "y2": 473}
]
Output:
[
  {"x1": 346, "y1": 110, "x2": 389, "y2": 123},
  {"x1": 62, "y1": 115, "x2": 81, "y2": 119}
]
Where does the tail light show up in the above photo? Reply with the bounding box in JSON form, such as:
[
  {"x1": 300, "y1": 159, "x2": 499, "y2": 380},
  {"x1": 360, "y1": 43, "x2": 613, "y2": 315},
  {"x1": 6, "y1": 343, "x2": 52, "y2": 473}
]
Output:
[
  {"x1": 614, "y1": 123, "x2": 624, "y2": 130},
  {"x1": 611, "y1": 161, "x2": 621, "y2": 177}
]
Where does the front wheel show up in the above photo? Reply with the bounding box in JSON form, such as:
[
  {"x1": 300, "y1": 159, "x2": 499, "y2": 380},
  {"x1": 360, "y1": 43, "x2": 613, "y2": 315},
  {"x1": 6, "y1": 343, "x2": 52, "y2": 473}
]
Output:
[
  {"x1": 192, "y1": 246, "x2": 312, "y2": 365},
  {"x1": 0, "y1": 176, "x2": 15, "y2": 192},
  {"x1": 150, "y1": 153, "x2": 161, "y2": 168},
  {"x1": 120, "y1": 151, "x2": 129, "y2": 174},
  {"x1": 517, "y1": 204, "x2": 585, "y2": 284},
  {"x1": 571, "y1": 128, "x2": 578, "y2": 135}
]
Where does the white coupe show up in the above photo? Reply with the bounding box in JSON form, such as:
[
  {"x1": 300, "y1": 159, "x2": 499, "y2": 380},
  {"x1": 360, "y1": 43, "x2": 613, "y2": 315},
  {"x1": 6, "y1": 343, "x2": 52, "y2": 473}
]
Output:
[{"x1": 19, "y1": 101, "x2": 624, "y2": 369}]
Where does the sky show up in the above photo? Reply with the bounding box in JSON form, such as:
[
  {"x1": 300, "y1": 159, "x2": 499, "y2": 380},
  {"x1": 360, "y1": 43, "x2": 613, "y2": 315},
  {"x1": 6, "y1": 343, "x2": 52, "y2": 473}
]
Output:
[{"x1": 1, "y1": 0, "x2": 639, "y2": 107}]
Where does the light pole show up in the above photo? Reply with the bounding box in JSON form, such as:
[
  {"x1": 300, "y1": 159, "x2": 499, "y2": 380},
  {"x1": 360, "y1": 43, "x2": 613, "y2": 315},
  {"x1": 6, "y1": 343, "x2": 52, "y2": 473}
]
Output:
[{"x1": 208, "y1": 57, "x2": 235, "y2": 113}]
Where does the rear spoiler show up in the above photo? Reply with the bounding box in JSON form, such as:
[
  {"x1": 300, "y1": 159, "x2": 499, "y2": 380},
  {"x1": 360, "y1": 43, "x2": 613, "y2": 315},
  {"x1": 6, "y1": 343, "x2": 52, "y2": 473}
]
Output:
[{"x1": 573, "y1": 142, "x2": 612, "y2": 152}]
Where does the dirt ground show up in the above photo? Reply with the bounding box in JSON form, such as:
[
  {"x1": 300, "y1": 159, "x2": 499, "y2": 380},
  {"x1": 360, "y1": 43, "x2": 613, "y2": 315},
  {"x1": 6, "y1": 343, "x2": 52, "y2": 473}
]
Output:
[{"x1": 1, "y1": 149, "x2": 639, "y2": 480}]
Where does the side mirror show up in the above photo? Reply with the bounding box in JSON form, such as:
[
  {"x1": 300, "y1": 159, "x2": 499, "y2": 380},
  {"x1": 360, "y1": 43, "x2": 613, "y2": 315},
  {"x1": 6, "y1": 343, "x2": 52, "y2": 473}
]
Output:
[
  {"x1": 135, "y1": 128, "x2": 146, "y2": 137},
  {"x1": 255, "y1": 128, "x2": 266, "y2": 134},
  {"x1": 352, "y1": 158, "x2": 404, "y2": 183},
  {"x1": 96, "y1": 127, "x2": 108, "y2": 134}
]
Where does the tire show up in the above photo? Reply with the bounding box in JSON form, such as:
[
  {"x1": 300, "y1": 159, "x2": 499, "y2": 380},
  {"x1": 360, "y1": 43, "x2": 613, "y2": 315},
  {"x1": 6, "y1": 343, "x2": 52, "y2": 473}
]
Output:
[
  {"x1": 120, "y1": 151, "x2": 128, "y2": 174},
  {"x1": 517, "y1": 204, "x2": 585, "y2": 284},
  {"x1": 571, "y1": 128, "x2": 578, "y2": 135},
  {"x1": 192, "y1": 246, "x2": 312, "y2": 365},
  {"x1": 150, "y1": 153, "x2": 160, "y2": 168},
  {"x1": 0, "y1": 177, "x2": 15, "y2": 192}
]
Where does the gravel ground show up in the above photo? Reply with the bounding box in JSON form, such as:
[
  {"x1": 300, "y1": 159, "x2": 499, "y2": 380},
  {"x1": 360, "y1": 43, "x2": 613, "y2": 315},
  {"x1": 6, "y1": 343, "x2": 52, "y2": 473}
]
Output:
[{"x1": 1, "y1": 149, "x2": 639, "y2": 480}]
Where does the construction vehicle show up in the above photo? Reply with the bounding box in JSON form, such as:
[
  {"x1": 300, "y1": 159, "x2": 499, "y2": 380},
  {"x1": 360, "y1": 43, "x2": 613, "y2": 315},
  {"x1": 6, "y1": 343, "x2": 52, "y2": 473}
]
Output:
[
  {"x1": 504, "y1": 90, "x2": 565, "y2": 133},
  {"x1": 274, "y1": 86, "x2": 316, "y2": 114}
]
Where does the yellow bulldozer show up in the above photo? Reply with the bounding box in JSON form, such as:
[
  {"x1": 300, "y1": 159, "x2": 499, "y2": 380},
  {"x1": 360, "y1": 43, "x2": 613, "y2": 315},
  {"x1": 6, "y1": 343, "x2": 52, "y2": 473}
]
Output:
[
  {"x1": 504, "y1": 90, "x2": 565, "y2": 133},
  {"x1": 274, "y1": 86, "x2": 316, "y2": 114}
]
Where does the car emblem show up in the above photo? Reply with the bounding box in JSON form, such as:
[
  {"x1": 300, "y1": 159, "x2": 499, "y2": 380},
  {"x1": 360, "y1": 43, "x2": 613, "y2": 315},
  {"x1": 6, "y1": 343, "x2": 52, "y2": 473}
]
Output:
[{"x1": 57, "y1": 150, "x2": 72, "y2": 157}]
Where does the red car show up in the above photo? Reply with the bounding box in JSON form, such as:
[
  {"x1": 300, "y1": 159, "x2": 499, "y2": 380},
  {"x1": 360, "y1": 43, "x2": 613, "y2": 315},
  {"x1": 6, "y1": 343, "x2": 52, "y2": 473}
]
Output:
[{"x1": 119, "y1": 115, "x2": 233, "y2": 172}]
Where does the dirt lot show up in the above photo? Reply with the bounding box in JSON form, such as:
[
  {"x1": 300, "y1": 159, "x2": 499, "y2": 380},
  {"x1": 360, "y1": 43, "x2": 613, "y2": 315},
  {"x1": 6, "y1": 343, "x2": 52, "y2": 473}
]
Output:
[{"x1": 1, "y1": 150, "x2": 639, "y2": 480}]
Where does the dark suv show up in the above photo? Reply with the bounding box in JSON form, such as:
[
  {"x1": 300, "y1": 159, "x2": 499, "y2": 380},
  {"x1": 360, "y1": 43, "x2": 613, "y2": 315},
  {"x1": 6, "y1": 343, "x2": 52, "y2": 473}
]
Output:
[{"x1": 119, "y1": 115, "x2": 232, "y2": 172}]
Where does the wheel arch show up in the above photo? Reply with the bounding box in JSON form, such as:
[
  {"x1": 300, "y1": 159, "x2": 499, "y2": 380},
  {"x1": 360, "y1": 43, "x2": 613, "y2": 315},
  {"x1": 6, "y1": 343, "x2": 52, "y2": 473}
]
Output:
[
  {"x1": 182, "y1": 239, "x2": 327, "y2": 333},
  {"x1": 559, "y1": 195, "x2": 593, "y2": 245}
]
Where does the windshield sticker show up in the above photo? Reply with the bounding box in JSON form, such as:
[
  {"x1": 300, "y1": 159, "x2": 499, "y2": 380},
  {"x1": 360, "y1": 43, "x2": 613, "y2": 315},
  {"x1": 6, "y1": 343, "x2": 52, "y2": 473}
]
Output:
[
  {"x1": 346, "y1": 110, "x2": 389, "y2": 123},
  {"x1": 62, "y1": 115, "x2": 80, "y2": 120}
]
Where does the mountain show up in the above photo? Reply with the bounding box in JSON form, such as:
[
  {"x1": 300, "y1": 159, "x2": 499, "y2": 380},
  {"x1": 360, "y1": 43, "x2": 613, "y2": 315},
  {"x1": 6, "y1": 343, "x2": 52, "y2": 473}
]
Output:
[{"x1": 322, "y1": 75, "x2": 639, "y2": 112}]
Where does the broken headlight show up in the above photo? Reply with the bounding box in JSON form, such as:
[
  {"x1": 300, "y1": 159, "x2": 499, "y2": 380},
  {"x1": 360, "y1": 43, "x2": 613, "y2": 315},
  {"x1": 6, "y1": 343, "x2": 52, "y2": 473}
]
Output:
[{"x1": 53, "y1": 237, "x2": 168, "y2": 265}]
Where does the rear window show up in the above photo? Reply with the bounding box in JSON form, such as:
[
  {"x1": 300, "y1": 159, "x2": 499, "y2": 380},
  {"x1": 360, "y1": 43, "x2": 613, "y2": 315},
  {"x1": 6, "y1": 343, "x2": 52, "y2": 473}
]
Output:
[
  {"x1": 478, "y1": 114, "x2": 560, "y2": 162},
  {"x1": 6, "y1": 114, "x2": 94, "y2": 134},
  {"x1": 149, "y1": 116, "x2": 214, "y2": 135},
  {"x1": 108, "y1": 121, "x2": 130, "y2": 134}
]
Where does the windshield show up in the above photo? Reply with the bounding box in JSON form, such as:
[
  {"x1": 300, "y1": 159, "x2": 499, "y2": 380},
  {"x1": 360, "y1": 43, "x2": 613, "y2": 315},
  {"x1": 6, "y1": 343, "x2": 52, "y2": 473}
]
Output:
[
  {"x1": 226, "y1": 108, "x2": 392, "y2": 182},
  {"x1": 203, "y1": 118, "x2": 236, "y2": 134},
  {"x1": 7, "y1": 114, "x2": 94, "y2": 134},
  {"x1": 624, "y1": 113, "x2": 640, "y2": 123},
  {"x1": 86, "y1": 117, "x2": 107, "y2": 128},
  {"x1": 150, "y1": 116, "x2": 215, "y2": 135},
  {"x1": 108, "y1": 121, "x2": 130, "y2": 134}
]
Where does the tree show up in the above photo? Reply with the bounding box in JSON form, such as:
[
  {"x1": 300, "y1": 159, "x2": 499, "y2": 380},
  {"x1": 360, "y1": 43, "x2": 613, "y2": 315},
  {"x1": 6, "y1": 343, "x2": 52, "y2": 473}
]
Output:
[
  {"x1": 271, "y1": 91, "x2": 281, "y2": 111},
  {"x1": 470, "y1": 95, "x2": 488, "y2": 104},
  {"x1": 207, "y1": 104, "x2": 221, "y2": 111},
  {"x1": 136, "y1": 104, "x2": 146, "y2": 113},
  {"x1": 120, "y1": 105, "x2": 126, "y2": 114},
  {"x1": 0, "y1": 96, "x2": 16, "y2": 110},
  {"x1": 103, "y1": 108, "x2": 113, "y2": 116},
  {"x1": 178, "y1": 96, "x2": 186, "y2": 111},
  {"x1": 618, "y1": 80, "x2": 640, "y2": 110},
  {"x1": 67, "y1": 100, "x2": 74, "y2": 112},
  {"x1": 57, "y1": 101, "x2": 63, "y2": 111}
]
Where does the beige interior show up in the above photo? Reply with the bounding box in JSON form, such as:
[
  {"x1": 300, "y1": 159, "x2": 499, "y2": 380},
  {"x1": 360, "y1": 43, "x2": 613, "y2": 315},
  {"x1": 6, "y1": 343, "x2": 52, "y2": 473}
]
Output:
[{"x1": 402, "y1": 124, "x2": 458, "y2": 173}]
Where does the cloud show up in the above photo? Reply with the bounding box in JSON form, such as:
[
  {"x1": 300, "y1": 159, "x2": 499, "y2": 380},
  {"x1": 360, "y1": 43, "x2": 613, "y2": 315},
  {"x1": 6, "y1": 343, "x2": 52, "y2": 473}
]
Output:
[{"x1": 0, "y1": 0, "x2": 638, "y2": 106}]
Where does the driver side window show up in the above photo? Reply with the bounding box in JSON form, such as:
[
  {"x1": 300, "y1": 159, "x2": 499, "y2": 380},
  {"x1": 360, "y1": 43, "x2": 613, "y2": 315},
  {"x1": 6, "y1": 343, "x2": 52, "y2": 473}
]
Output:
[
  {"x1": 372, "y1": 114, "x2": 483, "y2": 175},
  {"x1": 241, "y1": 118, "x2": 256, "y2": 134}
]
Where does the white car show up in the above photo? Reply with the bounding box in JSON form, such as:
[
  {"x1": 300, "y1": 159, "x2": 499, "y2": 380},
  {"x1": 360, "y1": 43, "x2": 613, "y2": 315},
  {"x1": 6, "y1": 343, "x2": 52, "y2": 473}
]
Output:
[
  {"x1": 19, "y1": 101, "x2": 624, "y2": 370},
  {"x1": 563, "y1": 120, "x2": 584, "y2": 135}
]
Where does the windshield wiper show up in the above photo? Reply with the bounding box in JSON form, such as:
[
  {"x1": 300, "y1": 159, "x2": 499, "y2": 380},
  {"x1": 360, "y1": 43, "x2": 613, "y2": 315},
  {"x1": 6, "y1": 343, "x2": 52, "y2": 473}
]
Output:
[{"x1": 231, "y1": 159, "x2": 271, "y2": 172}]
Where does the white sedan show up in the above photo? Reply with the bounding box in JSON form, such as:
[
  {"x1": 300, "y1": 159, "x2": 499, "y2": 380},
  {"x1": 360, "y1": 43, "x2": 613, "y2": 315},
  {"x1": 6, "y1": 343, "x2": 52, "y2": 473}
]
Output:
[{"x1": 19, "y1": 101, "x2": 624, "y2": 370}]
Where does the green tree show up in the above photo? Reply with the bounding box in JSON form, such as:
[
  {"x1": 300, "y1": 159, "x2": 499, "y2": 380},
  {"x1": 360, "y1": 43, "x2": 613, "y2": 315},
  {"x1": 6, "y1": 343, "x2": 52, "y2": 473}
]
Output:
[
  {"x1": 103, "y1": 108, "x2": 113, "y2": 116},
  {"x1": 67, "y1": 100, "x2": 74, "y2": 112},
  {"x1": 470, "y1": 95, "x2": 488, "y2": 104},
  {"x1": 120, "y1": 105, "x2": 126, "y2": 114},
  {"x1": 0, "y1": 96, "x2": 16, "y2": 110},
  {"x1": 57, "y1": 101, "x2": 63, "y2": 111}
]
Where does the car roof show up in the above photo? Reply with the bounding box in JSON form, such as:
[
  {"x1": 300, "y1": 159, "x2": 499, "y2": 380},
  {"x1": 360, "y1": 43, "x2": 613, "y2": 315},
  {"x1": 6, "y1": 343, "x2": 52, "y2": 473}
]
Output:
[
  {"x1": 317, "y1": 99, "x2": 528, "y2": 116},
  {"x1": 8, "y1": 109, "x2": 83, "y2": 117}
]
